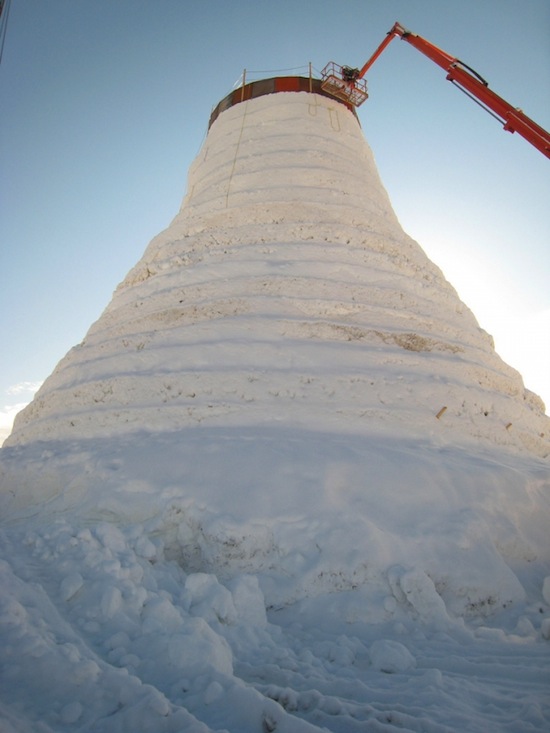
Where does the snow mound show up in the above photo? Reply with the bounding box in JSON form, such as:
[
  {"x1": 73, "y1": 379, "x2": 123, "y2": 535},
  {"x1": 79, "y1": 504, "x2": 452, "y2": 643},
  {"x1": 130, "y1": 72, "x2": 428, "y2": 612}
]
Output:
[{"x1": 1, "y1": 90, "x2": 549, "y2": 731}]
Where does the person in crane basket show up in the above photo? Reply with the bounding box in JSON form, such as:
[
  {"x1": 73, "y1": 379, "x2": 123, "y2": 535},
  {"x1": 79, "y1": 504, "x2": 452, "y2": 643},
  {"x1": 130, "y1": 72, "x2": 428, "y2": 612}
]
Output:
[{"x1": 342, "y1": 66, "x2": 360, "y2": 83}]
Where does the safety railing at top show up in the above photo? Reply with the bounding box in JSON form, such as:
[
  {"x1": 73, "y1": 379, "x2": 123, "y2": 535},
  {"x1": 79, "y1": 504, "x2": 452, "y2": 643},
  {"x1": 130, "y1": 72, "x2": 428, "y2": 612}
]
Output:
[{"x1": 208, "y1": 63, "x2": 360, "y2": 129}]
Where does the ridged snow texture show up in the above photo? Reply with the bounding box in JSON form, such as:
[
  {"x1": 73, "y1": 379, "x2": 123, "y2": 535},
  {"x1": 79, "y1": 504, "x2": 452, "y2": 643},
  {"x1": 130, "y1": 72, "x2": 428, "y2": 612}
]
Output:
[{"x1": 7, "y1": 91, "x2": 549, "y2": 456}]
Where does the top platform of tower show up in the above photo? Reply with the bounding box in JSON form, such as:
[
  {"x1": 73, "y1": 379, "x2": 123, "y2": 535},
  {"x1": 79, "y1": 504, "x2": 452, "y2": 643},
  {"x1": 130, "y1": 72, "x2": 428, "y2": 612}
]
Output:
[{"x1": 208, "y1": 76, "x2": 360, "y2": 130}]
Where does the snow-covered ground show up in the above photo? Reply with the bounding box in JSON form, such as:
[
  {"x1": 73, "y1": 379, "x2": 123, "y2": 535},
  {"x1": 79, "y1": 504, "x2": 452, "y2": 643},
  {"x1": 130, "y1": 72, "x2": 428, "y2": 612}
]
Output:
[{"x1": 1, "y1": 91, "x2": 549, "y2": 732}]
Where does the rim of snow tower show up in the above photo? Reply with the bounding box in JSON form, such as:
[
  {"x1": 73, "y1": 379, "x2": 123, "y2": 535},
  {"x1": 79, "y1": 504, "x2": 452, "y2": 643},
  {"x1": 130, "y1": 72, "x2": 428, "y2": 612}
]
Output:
[{"x1": 208, "y1": 76, "x2": 360, "y2": 129}]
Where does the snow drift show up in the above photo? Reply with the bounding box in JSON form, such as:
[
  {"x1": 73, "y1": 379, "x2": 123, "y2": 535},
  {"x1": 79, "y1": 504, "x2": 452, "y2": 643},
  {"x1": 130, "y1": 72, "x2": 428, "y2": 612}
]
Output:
[{"x1": 1, "y1": 88, "x2": 549, "y2": 732}]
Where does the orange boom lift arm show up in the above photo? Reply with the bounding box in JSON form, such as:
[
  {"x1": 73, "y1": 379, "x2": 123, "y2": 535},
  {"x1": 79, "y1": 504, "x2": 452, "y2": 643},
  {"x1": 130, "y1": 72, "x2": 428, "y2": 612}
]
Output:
[{"x1": 321, "y1": 22, "x2": 550, "y2": 158}]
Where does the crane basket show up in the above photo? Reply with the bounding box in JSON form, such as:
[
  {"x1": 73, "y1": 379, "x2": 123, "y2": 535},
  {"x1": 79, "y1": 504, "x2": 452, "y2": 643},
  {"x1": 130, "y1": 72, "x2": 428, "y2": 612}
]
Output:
[{"x1": 320, "y1": 62, "x2": 368, "y2": 107}]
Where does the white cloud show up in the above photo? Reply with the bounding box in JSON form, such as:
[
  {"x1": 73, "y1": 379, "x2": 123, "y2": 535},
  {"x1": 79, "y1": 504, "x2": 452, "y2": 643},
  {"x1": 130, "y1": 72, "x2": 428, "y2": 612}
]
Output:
[
  {"x1": 6, "y1": 381, "x2": 43, "y2": 397},
  {"x1": 1, "y1": 382, "x2": 42, "y2": 445},
  {"x1": 0, "y1": 402, "x2": 29, "y2": 445}
]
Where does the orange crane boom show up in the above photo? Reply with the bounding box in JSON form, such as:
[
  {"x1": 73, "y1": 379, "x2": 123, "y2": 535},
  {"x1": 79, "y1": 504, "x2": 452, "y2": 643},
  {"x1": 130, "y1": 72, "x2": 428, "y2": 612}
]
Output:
[{"x1": 321, "y1": 22, "x2": 550, "y2": 158}]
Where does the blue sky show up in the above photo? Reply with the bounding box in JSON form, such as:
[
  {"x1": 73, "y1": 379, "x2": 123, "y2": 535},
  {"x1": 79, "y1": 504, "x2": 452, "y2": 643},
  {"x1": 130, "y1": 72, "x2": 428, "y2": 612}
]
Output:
[{"x1": 1, "y1": 0, "x2": 549, "y2": 434}]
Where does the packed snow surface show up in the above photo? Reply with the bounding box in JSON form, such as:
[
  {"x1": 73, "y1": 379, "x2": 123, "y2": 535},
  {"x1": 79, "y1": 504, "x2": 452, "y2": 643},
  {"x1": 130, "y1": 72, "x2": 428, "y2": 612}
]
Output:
[{"x1": 1, "y1": 91, "x2": 549, "y2": 731}]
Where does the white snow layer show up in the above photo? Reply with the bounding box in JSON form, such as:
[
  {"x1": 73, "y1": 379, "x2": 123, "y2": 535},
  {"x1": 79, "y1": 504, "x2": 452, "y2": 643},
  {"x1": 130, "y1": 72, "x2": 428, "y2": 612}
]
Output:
[{"x1": 1, "y1": 91, "x2": 549, "y2": 732}]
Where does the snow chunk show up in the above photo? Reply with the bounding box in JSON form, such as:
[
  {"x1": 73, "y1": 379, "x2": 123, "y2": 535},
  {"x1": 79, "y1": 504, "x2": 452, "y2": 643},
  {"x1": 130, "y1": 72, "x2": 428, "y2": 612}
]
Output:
[
  {"x1": 168, "y1": 618, "x2": 233, "y2": 676},
  {"x1": 134, "y1": 535, "x2": 157, "y2": 560},
  {"x1": 141, "y1": 596, "x2": 184, "y2": 634},
  {"x1": 60, "y1": 572, "x2": 83, "y2": 602},
  {"x1": 543, "y1": 576, "x2": 550, "y2": 605},
  {"x1": 203, "y1": 680, "x2": 224, "y2": 705},
  {"x1": 100, "y1": 586, "x2": 122, "y2": 620},
  {"x1": 370, "y1": 639, "x2": 416, "y2": 673},
  {"x1": 183, "y1": 572, "x2": 237, "y2": 625},
  {"x1": 515, "y1": 616, "x2": 536, "y2": 637},
  {"x1": 60, "y1": 701, "x2": 83, "y2": 724},
  {"x1": 94, "y1": 522, "x2": 126, "y2": 553},
  {"x1": 227, "y1": 574, "x2": 267, "y2": 627},
  {"x1": 394, "y1": 567, "x2": 451, "y2": 629}
]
